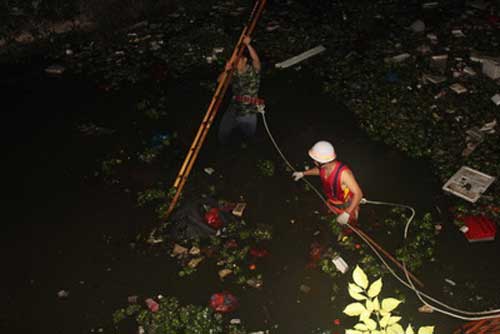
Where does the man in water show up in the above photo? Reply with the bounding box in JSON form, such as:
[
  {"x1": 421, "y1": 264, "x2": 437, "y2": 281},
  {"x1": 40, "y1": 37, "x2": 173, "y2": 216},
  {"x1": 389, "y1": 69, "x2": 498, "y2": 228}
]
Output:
[
  {"x1": 218, "y1": 35, "x2": 263, "y2": 144},
  {"x1": 292, "y1": 140, "x2": 364, "y2": 225}
]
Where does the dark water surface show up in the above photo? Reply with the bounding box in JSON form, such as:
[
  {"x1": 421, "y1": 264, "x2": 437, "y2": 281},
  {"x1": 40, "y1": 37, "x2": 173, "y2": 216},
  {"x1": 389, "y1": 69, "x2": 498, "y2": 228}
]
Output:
[{"x1": 2, "y1": 57, "x2": 499, "y2": 334}]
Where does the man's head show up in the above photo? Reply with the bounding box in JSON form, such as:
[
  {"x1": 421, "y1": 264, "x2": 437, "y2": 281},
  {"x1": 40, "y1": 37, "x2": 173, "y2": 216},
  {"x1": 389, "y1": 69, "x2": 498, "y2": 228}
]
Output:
[
  {"x1": 236, "y1": 56, "x2": 249, "y2": 71},
  {"x1": 308, "y1": 141, "x2": 336, "y2": 165}
]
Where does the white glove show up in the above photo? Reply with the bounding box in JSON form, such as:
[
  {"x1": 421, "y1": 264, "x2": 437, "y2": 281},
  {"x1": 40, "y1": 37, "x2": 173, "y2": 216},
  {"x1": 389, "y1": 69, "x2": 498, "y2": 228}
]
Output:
[
  {"x1": 257, "y1": 105, "x2": 265, "y2": 114},
  {"x1": 336, "y1": 211, "x2": 350, "y2": 225},
  {"x1": 292, "y1": 171, "x2": 304, "y2": 181}
]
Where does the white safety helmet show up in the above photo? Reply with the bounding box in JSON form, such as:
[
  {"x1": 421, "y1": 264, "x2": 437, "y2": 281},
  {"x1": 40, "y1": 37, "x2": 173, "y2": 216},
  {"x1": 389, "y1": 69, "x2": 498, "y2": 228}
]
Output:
[{"x1": 308, "y1": 141, "x2": 336, "y2": 163}]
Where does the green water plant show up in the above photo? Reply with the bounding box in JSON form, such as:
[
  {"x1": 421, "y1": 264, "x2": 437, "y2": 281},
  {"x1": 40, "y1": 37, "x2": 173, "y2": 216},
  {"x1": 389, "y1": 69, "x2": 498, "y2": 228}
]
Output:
[
  {"x1": 343, "y1": 266, "x2": 434, "y2": 334},
  {"x1": 113, "y1": 296, "x2": 247, "y2": 333},
  {"x1": 256, "y1": 159, "x2": 275, "y2": 176}
]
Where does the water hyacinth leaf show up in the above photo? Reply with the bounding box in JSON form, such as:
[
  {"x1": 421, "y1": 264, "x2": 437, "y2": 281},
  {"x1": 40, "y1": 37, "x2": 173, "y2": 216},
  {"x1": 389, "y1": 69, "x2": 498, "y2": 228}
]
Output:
[
  {"x1": 373, "y1": 297, "x2": 380, "y2": 311},
  {"x1": 367, "y1": 278, "x2": 383, "y2": 297},
  {"x1": 363, "y1": 318, "x2": 377, "y2": 331},
  {"x1": 371, "y1": 331, "x2": 382, "y2": 334},
  {"x1": 417, "y1": 326, "x2": 434, "y2": 334},
  {"x1": 346, "y1": 330, "x2": 364, "y2": 334},
  {"x1": 343, "y1": 302, "x2": 367, "y2": 316},
  {"x1": 354, "y1": 323, "x2": 368, "y2": 331},
  {"x1": 387, "y1": 323, "x2": 405, "y2": 334},
  {"x1": 405, "y1": 325, "x2": 415, "y2": 334},
  {"x1": 353, "y1": 265, "x2": 369, "y2": 289},
  {"x1": 388, "y1": 316, "x2": 402, "y2": 325},
  {"x1": 382, "y1": 298, "x2": 402, "y2": 312}
]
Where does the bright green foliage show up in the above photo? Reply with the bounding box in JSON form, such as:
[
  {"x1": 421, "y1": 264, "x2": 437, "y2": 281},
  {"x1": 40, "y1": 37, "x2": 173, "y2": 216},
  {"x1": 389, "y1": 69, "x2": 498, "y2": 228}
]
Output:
[{"x1": 343, "y1": 266, "x2": 434, "y2": 334}]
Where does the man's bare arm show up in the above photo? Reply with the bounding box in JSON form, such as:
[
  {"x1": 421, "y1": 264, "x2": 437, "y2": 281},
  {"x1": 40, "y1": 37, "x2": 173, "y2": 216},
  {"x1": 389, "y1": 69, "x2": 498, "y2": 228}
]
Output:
[
  {"x1": 303, "y1": 167, "x2": 320, "y2": 176},
  {"x1": 342, "y1": 171, "x2": 363, "y2": 215},
  {"x1": 247, "y1": 44, "x2": 261, "y2": 72},
  {"x1": 243, "y1": 36, "x2": 261, "y2": 72}
]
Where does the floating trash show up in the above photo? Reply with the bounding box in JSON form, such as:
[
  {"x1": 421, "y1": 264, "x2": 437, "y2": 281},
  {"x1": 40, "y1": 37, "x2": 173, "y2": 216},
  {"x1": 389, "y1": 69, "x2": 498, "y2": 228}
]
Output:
[
  {"x1": 442, "y1": 166, "x2": 496, "y2": 203},
  {"x1": 275, "y1": 45, "x2": 326, "y2": 69}
]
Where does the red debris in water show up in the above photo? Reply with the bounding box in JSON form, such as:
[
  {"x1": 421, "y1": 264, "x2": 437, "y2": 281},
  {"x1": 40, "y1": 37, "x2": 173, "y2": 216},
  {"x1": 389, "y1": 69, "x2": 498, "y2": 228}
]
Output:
[
  {"x1": 306, "y1": 241, "x2": 325, "y2": 269},
  {"x1": 145, "y1": 298, "x2": 159, "y2": 313},
  {"x1": 204, "y1": 208, "x2": 223, "y2": 229},
  {"x1": 486, "y1": 15, "x2": 499, "y2": 27},
  {"x1": 209, "y1": 292, "x2": 239, "y2": 313},
  {"x1": 462, "y1": 216, "x2": 497, "y2": 242},
  {"x1": 333, "y1": 319, "x2": 341, "y2": 325},
  {"x1": 355, "y1": 243, "x2": 361, "y2": 249},
  {"x1": 249, "y1": 247, "x2": 269, "y2": 258},
  {"x1": 224, "y1": 239, "x2": 238, "y2": 249},
  {"x1": 249, "y1": 264, "x2": 256, "y2": 270}
]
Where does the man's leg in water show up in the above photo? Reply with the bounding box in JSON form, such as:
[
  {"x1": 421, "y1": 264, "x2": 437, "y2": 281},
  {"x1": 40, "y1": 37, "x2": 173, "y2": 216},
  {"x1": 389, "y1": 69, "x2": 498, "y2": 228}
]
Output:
[
  {"x1": 237, "y1": 113, "x2": 257, "y2": 140},
  {"x1": 218, "y1": 110, "x2": 238, "y2": 144}
]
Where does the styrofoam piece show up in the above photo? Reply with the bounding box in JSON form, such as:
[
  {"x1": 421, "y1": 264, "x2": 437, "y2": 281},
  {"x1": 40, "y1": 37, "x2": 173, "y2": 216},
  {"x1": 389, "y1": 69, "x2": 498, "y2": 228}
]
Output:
[
  {"x1": 331, "y1": 255, "x2": 349, "y2": 274},
  {"x1": 385, "y1": 53, "x2": 411, "y2": 63},
  {"x1": 467, "y1": 0, "x2": 489, "y2": 10},
  {"x1": 442, "y1": 166, "x2": 496, "y2": 203},
  {"x1": 422, "y1": 2, "x2": 439, "y2": 9},
  {"x1": 470, "y1": 50, "x2": 500, "y2": 64},
  {"x1": 492, "y1": 94, "x2": 500, "y2": 106},
  {"x1": 45, "y1": 65, "x2": 65, "y2": 75},
  {"x1": 410, "y1": 20, "x2": 425, "y2": 32},
  {"x1": 275, "y1": 45, "x2": 326, "y2": 69},
  {"x1": 423, "y1": 73, "x2": 446, "y2": 84},
  {"x1": 449, "y1": 83, "x2": 467, "y2": 94},
  {"x1": 482, "y1": 60, "x2": 500, "y2": 80},
  {"x1": 463, "y1": 66, "x2": 476, "y2": 76}
]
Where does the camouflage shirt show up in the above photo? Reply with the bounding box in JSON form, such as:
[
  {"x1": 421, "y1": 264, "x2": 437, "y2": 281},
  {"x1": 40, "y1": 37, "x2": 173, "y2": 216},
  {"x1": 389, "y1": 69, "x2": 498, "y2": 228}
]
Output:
[{"x1": 230, "y1": 66, "x2": 261, "y2": 115}]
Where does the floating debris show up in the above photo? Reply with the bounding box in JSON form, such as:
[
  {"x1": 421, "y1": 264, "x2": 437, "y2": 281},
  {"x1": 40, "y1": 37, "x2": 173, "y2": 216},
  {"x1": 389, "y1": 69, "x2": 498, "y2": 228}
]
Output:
[
  {"x1": 331, "y1": 255, "x2": 349, "y2": 274},
  {"x1": 57, "y1": 290, "x2": 69, "y2": 298},
  {"x1": 204, "y1": 167, "x2": 215, "y2": 175},
  {"x1": 492, "y1": 94, "x2": 500, "y2": 105},
  {"x1": 442, "y1": 166, "x2": 496, "y2": 203},
  {"x1": 45, "y1": 65, "x2": 65, "y2": 75},
  {"x1": 482, "y1": 60, "x2": 500, "y2": 80},
  {"x1": 275, "y1": 45, "x2": 326, "y2": 69},
  {"x1": 449, "y1": 83, "x2": 467, "y2": 94}
]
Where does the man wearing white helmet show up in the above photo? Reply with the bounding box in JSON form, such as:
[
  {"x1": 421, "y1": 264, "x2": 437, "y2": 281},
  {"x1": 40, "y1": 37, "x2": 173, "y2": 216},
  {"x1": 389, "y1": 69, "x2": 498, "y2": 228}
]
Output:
[{"x1": 292, "y1": 141, "x2": 364, "y2": 225}]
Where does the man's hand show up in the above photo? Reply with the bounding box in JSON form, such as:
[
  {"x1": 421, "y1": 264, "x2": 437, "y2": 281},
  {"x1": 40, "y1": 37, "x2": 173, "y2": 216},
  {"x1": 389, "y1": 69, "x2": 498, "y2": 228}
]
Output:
[
  {"x1": 256, "y1": 105, "x2": 265, "y2": 114},
  {"x1": 336, "y1": 212, "x2": 350, "y2": 225},
  {"x1": 243, "y1": 35, "x2": 251, "y2": 45},
  {"x1": 292, "y1": 171, "x2": 304, "y2": 181}
]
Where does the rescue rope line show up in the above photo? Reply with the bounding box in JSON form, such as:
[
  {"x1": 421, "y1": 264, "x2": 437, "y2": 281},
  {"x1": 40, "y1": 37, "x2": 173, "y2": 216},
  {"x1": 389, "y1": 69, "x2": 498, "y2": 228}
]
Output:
[{"x1": 260, "y1": 111, "x2": 500, "y2": 320}]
